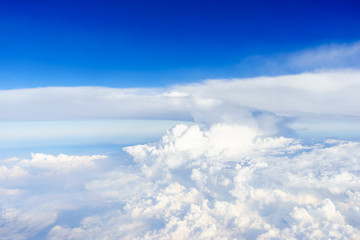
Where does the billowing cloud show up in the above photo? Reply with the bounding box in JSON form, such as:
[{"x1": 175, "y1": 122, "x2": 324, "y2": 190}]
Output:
[
  {"x1": 0, "y1": 153, "x2": 112, "y2": 239},
  {"x1": 0, "y1": 206, "x2": 57, "y2": 240},
  {"x1": 2, "y1": 123, "x2": 358, "y2": 239},
  {"x1": 1, "y1": 43, "x2": 360, "y2": 239},
  {"x1": 0, "y1": 166, "x2": 28, "y2": 179},
  {"x1": 20, "y1": 153, "x2": 107, "y2": 174}
]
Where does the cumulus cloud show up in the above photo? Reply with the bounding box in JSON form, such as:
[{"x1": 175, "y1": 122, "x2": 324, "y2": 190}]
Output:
[
  {"x1": 2, "y1": 42, "x2": 360, "y2": 239},
  {"x1": 0, "y1": 123, "x2": 350, "y2": 239},
  {"x1": 20, "y1": 153, "x2": 107, "y2": 174},
  {"x1": 0, "y1": 153, "x2": 112, "y2": 239},
  {"x1": 0, "y1": 166, "x2": 28, "y2": 179},
  {"x1": 0, "y1": 206, "x2": 58, "y2": 240},
  {"x1": 125, "y1": 124, "x2": 303, "y2": 179}
]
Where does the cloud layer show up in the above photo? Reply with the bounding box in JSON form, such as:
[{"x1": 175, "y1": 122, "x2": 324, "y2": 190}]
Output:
[
  {"x1": 1, "y1": 69, "x2": 360, "y2": 141},
  {"x1": 1, "y1": 123, "x2": 360, "y2": 239},
  {"x1": 1, "y1": 70, "x2": 360, "y2": 122},
  {"x1": 1, "y1": 43, "x2": 360, "y2": 239}
]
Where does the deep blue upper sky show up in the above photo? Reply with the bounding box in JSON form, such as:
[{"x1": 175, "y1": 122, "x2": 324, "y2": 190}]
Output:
[{"x1": 1, "y1": 0, "x2": 359, "y2": 89}]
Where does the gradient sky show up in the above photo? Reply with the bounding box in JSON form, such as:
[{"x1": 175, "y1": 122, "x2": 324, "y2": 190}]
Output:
[
  {"x1": 1, "y1": 0, "x2": 360, "y2": 89},
  {"x1": 2, "y1": 2, "x2": 360, "y2": 239}
]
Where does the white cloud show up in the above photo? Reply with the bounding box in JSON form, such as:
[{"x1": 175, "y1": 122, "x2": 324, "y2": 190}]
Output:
[
  {"x1": 2, "y1": 42, "x2": 360, "y2": 239},
  {"x1": 124, "y1": 123, "x2": 302, "y2": 179},
  {"x1": 0, "y1": 206, "x2": 57, "y2": 240},
  {"x1": 3, "y1": 157, "x2": 21, "y2": 163},
  {"x1": 0, "y1": 153, "x2": 115, "y2": 239},
  {"x1": 0, "y1": 87, "x2": 191, "y2": 121},
  {"x1": 20, "y1": 153, "x2": 107, "y2": 173},
  {"x1": 1, "y1": 70, "x2": 360, "y2": 126},
  {"x1": 238, "y1": 41, "x2": 360, "y2": 76},
  {"x1": 0, "y1": 69, "x2": 359, "y2": 142},
  {"x1": 287, "y1": 41, "x2": 360, "y2": 70},
  {"x1": 0, "y1": 166, "x2": 28, "y2": 179},
  {"x1": 27, "y1": 123, "x2": 358, "y2": 239},
  {"x1": 0, "y1": 188, "x2": 22, "y2": 196},
  {"x1": 178, "y1": 70, "x2": 360, "y2": 118}
]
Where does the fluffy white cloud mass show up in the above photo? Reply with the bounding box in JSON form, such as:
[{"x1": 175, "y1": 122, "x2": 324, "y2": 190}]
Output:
[
  {"x1": 20, "y1": 153, "x2": 107, "y2": 173},
  {"x1": 1, "y1": 123, "x2": 360, "y2": 239},
  {"x1": 0, "y1": 165, "x2": 28, "y2": 179},
  {"x1": 1, "y1": 46, "x2": 360, "y2": 238}
]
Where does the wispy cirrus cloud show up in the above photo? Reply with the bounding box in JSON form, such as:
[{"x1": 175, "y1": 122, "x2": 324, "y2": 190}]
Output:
[
  {"x1": 237, "y1": 41, "x2": 360, "y2": 75},
  {"x1": 286, "y1": 41, "x2": 360, "y2": 70}
]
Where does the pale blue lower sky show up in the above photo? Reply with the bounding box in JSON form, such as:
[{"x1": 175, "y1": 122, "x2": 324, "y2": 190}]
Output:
[
  {"x1": 0, "y1": 120, "x2": 189, "y2": 158},
  {"x1": 1, "y1": 118, "x2": 360, "y2": 160},
  {"x1": 289, "y1": 118, "x2": 360, "y2": 141}
]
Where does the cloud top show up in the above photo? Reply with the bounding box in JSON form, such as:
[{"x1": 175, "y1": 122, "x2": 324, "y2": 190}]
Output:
[
  {"x1": 50, "y1": 123, "x2": 360, "y2": 239},
  {"x1": 1, "y1": 123, "x2": 360, "y2": 239}
]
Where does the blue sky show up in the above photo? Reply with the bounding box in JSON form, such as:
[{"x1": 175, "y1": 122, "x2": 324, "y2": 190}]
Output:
[
  {"x1": 1, "y1": 0, "x2": 360, "y2": 88},
  {"x1": 2, "y1": 1, "x2": 360, "y2": 239},
  {"x1": 1, "y1": 0, "x2": 360, "y2": 149}
]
